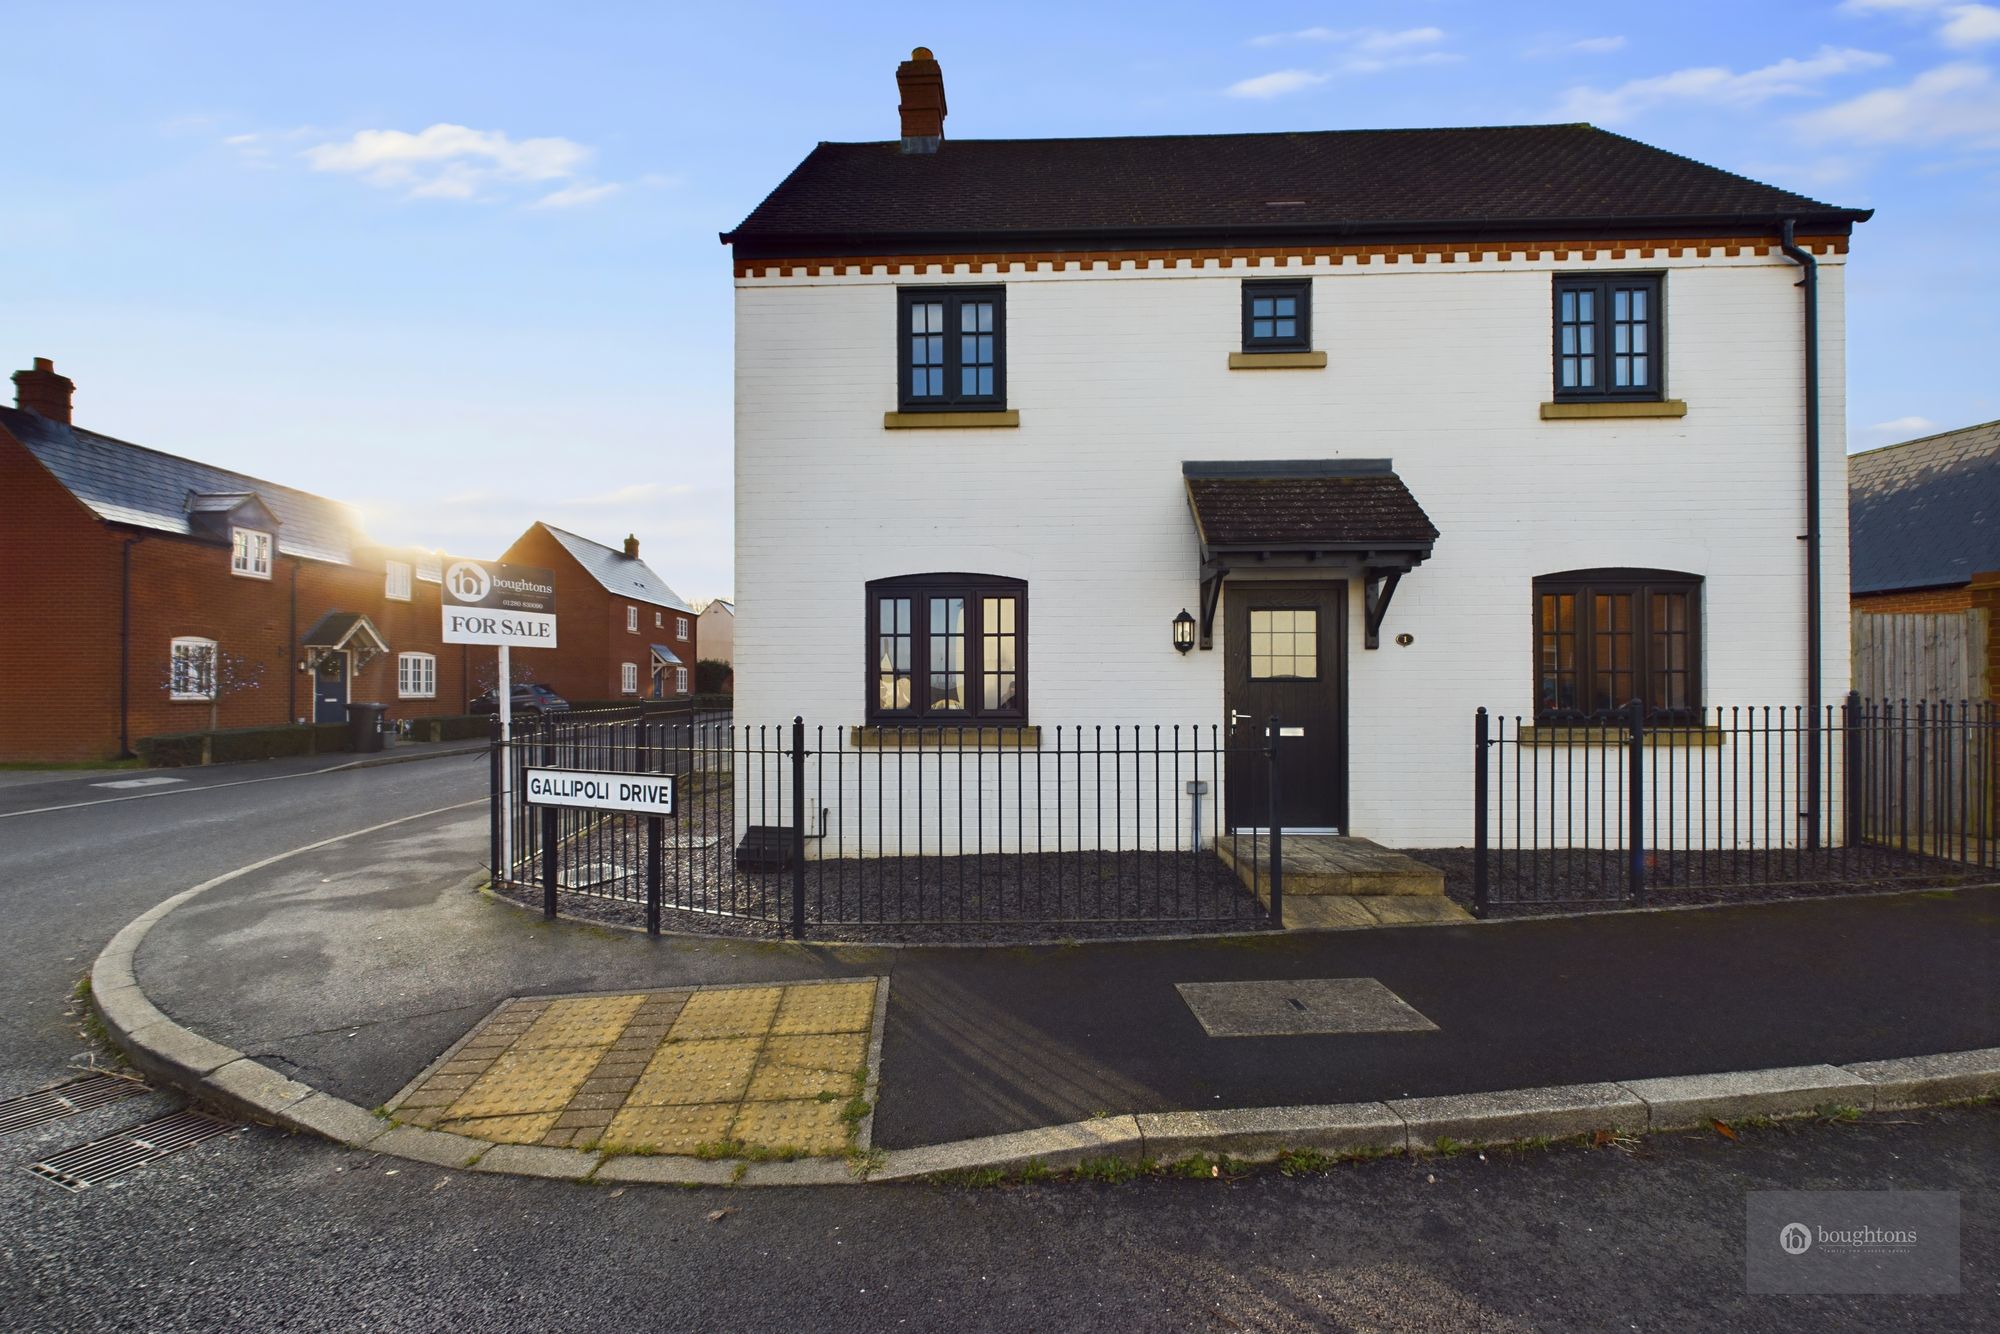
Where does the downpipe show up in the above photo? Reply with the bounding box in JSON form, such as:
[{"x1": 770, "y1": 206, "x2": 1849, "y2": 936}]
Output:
[{"x1": 1780, "y1": 218, "x2": 1824, "y2": 849}]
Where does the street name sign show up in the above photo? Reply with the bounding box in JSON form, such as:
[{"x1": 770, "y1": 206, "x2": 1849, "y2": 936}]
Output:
[
  {"x1": 442, "y1": 560, "x2": 558, "y2": 648},
  {"x1": 524, "y1": 768, "x2": 677, "y2": 818}
]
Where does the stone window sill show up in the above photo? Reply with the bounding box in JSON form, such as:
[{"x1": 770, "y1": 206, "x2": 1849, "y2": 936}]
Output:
[
  {"x1": 1517, "y1": 725, "x2": 1725, "y2": 747},
  {"x1": 1228, "y1": 351, "x2": 1328, "y2": 370},
  {"x1": 1540, "y1": 399, "x2": 1687, "y2": 420},
  {"x1": 883, "y1": 410, "x2": 1020, "y2": 430},
  {"x1": 849, "y1": 725, "x2": 1041, "y2": 750}
]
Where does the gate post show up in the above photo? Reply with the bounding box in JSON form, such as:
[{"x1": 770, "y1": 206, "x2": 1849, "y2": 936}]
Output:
[
  {"x1": 1266, "y1": 714, "x2": 1284, "y2": 928},
  {"x1": 791, "y1": 716, "x2": 808, "y2": 939},
  {"x1": 488, "y1": 717, "x2": 502, "y2": 881},
  {"x1": 1627, "y1": 698, "x2": 1646, "y2": 908},
  {"x1": 1473, "y1": 708, "x2": 1490, "y2": 919},
  {"x1": 1842, "y1": 690, "x2": 1862, "y2": 850}
]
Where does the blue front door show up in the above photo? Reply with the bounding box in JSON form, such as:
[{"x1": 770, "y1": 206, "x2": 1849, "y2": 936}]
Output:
[{"x1": 313, "y1": 652, "x2": 349, "y2": 723}]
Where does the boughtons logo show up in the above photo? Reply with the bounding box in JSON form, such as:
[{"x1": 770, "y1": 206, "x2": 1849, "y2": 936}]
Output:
[
  {"x1": 1779, "y1": 1223, "x2": 1813, "y2": 1256},
  {"x1": 447, "y1": 561, "x2": 491, "y2": 603}
]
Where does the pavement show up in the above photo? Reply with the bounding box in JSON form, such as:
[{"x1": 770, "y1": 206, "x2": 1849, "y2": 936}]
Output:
[{"x1": 115, "y1": 802, "x2": 2000, "y2": 1157}]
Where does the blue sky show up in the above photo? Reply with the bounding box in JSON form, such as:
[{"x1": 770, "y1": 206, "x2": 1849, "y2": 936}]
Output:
[{"x1": 7, "y1": 2, "x2": 1998, "y2": 603}]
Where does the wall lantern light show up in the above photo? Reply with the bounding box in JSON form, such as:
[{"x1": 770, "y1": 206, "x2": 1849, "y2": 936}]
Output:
[{"x1": 1173, "y1": 608, "x2": 1196, "y2": 655}]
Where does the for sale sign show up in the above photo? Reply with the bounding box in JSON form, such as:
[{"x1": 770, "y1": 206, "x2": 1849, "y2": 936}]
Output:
[
  {"x1": 441, "y1": 560, "x2": 558, "y2": 648},
  {"x1": 524, "y1": 768, "x2": 677, "y2": 817}
]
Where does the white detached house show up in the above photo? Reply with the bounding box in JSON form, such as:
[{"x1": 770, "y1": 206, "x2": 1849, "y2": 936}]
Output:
[{"x1": 722, "y1": 47, "x2": 1866, "y2": 850}]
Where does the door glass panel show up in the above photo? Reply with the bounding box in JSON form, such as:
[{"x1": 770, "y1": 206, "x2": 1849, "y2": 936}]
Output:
[{"x1": 1248, "y1": 608, "x2": 1317, "y2": 679}]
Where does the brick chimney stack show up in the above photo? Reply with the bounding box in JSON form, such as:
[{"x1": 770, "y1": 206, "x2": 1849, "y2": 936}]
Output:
[
  {"x1": 13, "y1": 357, "x2": 75, "y2": 424},
  {"x1": 897, "y1": 46, "x2": 946, "y2": 153},
  {"x1": 624, "y1": 534, "x2": 641, "y2": 559}
]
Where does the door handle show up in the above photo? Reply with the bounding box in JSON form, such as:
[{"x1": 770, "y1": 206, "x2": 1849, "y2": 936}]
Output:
[{"x1": 1229, "y1": 710, "x2": 1252, "y2": 726}]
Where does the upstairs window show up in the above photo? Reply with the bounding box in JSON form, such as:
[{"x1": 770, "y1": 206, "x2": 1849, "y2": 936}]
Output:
[
  {"x1": 1241, "y1": 279, "x2": 1311, "y2": 352},
  {"x1": 230, "y1": 527, "x2": 272, "y2": 579},
  {"x1": 867, "y1": 574, "x2": 1027, "y2": 724},
  {"x1": 676, "y1": 615, "x2": 690, "y2": 641},
  {"x1": 385, "y1": 561, "x2": 413, "y2": 602},
  {"x1": 626, "y1": 606, "x2": 639, "y2": 633},
  {"x1": 655, "y1": 610, "x2": 663, "y2": 628},
  {"x1": 170, "y1": 637, "x2": 218, "y2": 700},
  {"x1": 1553, "y1": 275, "x2": 1664, "y2": 400},
  {"x1": 1535, "y1": 569, "x2": 1702, "y2": 723},
  {"x1": 898, "y1": 287, "x2": 1005, "y2": 411}
]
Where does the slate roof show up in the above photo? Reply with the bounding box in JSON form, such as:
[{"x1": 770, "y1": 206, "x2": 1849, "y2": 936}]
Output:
[
  {"x1": 1183, "y1": 460, "x2": 1439, "y2": 553},
  {"x1": 538, "y1": 523, "x2": 693, "y2": 612},
  {"x1": 724, "y1": 124, "x2": 1866, "y2": 253},
  {"x1": 1, "y1": 405, "x2": 366, "y2": 565},
  {"x1": 1849, "y1": 420, "x2": 2000, "y2": 594}
]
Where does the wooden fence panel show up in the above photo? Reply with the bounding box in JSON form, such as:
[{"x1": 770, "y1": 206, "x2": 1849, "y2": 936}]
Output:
[{"x1": 1852, "y1": 609, "x2": 1990, "y2": 703}]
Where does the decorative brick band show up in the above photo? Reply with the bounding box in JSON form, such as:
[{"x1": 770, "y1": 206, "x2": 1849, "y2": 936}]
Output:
[{"x1": 735, "y1": 234, "x2": 1847, "y2": 280}]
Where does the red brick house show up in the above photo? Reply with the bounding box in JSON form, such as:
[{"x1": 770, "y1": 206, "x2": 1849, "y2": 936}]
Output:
[
  {"x1": 497, "y1": 523, "x2": 696, "y2": 704},
  {"x1": 0, "y1": 358, "x2": 482, "y2": 762}
]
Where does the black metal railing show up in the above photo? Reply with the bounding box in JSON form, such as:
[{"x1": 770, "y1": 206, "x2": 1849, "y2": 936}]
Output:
[
  {"x1": 1472, "y1": 695, "x2": 2000, "y2": 916},
  {"x1": 491, "y1": 708, "x2": 1287, "y2": 937}
]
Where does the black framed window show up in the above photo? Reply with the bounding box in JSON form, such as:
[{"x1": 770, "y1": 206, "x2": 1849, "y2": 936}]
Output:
[
  {"x1": 898, "y1": 287, "x2": 1005, "y2": 411},
  {"x1": 1534, "y1": 569, "x2": 1701, "y2": 722},
  {"x1": 1241, "y1": 279, "x2": 1311, "y2": 352},
  {"x1": 1553, "y1": 274, "x2": 1663, "y2": 400},
  {"x1": 867, "y1": 574, "x2": 1026, "y2": 722}
]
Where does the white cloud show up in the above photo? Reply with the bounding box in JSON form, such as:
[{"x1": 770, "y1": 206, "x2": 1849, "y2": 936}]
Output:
[
  {"x1": 1794, "y1": 61, "x2": 2000, "y2": 146},
  {"x1": 1570, "y1": 35, "x2": 1628, "y2": 54},
  {"x1": 1226, "y1": 69, "x2": 1331, "y2": 99},
  {"x1": 1859, "y1": 415, "x2": 1941, "y2": 445},
  {"x1": 298, "y1": 123, "x2": 619, "y2": 205},
  {"x1": 1250, "y1": 26, "x2": 1444, "y2": 51},
  {"x1": 1942, "y1": 4, "x2": 2000, "y2": 46},
  {"x1": 1557, "y1": 46, "x2": 1891, "y2": 122}
]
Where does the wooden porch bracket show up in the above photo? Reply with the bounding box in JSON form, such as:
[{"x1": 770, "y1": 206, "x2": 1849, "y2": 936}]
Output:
[{"x1": 1363, "y1": 569, "x2": 1403, "y2": 651}]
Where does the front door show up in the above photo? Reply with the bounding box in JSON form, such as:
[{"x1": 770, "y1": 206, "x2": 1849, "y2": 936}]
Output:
[
  {"x1": 313, "y1": 651, "x2": 349, "y2": 723},
  {"x1": 1224, "y1": 582, "x2": 1347, "y2": 831}
]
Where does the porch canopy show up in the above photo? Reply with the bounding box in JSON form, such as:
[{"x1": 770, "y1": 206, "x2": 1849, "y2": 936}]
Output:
[
  {"x1": 301, "y1": 611, "x2": 390, "y2": 666},
  {"x1": 1182, "y1": 459, "x2": 1439, "y2": 650}
]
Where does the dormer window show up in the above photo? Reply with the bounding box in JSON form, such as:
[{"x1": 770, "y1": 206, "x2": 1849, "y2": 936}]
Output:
[
  {"x1": 231, "y1": 527, "x2": 273, "y2": 579},
  {"x1": 385, "y1": 560, "x2": 413, "y2": 601}
]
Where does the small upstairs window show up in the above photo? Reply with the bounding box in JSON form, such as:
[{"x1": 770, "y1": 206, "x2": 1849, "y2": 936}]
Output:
[
  {"x1": 1241, "y1": 279, "x2": 1311, "y2": 352},
  {"x1": 899, "y1": 287, "x2": 1005, "y2": 411},
  {"x1": 626, "y1": 606, "x2": 639, "y2": 633},
  {"x1": 1554, "y1": 274, "x2": 1664, "y2": 401},
  {"x1": 230, "y1": 528, "x2": 272, "y2": 579},
  {"x1": 385, "y1": 561, "x2": 413, "y2": 601}
]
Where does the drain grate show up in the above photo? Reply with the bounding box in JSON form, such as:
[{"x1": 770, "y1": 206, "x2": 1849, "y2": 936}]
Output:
[
  {"x1": 559, "y1": 862, "x2": 622, "y2": 890},
  {"x1": 0, "y1": 1072, "x2": 150, "y2": 1135},
  {"x1": 26, "y1": 1109, "x2": 237, "y2": 1191}
]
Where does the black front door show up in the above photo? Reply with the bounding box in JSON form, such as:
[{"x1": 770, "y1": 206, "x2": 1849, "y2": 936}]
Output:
[
  {"x1": 1224, "y1": 582, "x2": 1347, "y2": 831},
  {"x1": 313, "y1": 652, "x2": 349, "y2": 723}
]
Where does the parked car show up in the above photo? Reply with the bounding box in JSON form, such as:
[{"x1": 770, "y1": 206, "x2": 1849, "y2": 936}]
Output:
[{"x1": 470, "y1": 684, "x2": 570, "y2": 717}]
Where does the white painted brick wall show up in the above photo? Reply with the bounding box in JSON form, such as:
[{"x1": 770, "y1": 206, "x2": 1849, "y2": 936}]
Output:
[{"x1": 734, "y1": 251, "x2": 1851, "y2": 848}]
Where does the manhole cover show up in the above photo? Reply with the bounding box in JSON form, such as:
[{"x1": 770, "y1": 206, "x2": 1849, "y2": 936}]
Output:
[
  {"x1": 559, "y1": 863, "x2": 623, "y2": 890},
  {"x1": 0, "y1": 1072, "x2": 149, "y2": 1135},
  {"x1": 26, "y1": 1109, "x2": 237, "y2": 1192},
  {"x1": 1175, "y1": 978, "x2": 1439, "y2": 1037}
]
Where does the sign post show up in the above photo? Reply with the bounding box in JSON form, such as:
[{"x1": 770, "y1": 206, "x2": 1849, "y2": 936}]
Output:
[
  {"x1": 443, "y1": 559, "x2": 558, "y2": 878},
  {"x1": 524, "y1": 767, "x2": 679, "y2": 927}
]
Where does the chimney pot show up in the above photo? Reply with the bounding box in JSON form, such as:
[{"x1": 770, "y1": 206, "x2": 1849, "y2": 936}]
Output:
[
  {"x1": 13, "y1": 357, "x2": 75, "y2": 425},
  {"x1": 896, "y1": 46, "x2": 946, "y2": 153},
  {"x1": 624, "y1": 534, "x2": 640, "y2": 559}
]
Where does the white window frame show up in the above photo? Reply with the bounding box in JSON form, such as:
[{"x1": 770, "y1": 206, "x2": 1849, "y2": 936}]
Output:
[
  {"x1": 397, "y1": 651, "x2": 436, "y2": 699},
  {"x1": 676, "y1": 615, "x2": 690, "y2": 642},
  {"x1": 230, "y1": 527, "x2": 273, "y2": 580},
  {"x1": 170, "y1": 637, "x2": 218, "y2": 700},
  {"x1": 621, "y1": 662, "x2": 639, "y2": 694},
  {"x1": 675, "y1": 666, "x2": 689, "y2": 695},
  {"x1": 627, "y1": 606, "x2": 639, "y2": 633},
  {"x1": 385, "y1": 560, "x2": 413, "y2": 602},
  {"x1": 655, "y1": 610, "x2": 663, "y2": 628}
]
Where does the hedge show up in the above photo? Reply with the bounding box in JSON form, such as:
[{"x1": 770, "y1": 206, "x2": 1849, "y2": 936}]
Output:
[
  {"x1": 138, "y1": 722, "x2": 349, "y2": 767},
  {"x1": 400, "y1": 714, "x2": 491, "y2": 743}
]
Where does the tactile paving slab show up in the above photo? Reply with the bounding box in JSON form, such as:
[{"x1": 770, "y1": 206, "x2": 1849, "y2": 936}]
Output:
[{"x1": 385, "y1": 979, "x2": 885, "y2": 1160}]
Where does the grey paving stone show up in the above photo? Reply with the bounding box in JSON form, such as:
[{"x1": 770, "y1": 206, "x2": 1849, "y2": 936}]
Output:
[
  {"x1": 1176, "y1": 978, "x2": 1438, "y2": 1037},
  {"x1": 1138, "y1": 1102, "x2": 1408, "y2": 1161},
  {"x1": 871, "y1": 1116, "x2": 1146, "y2": 1181},
  {"x1": 471, "y1": 1143, "x2": 603, "y2": 1180},
  {"x1": 737, "y1": 1158, "x2": 859, "y2": 1187},
  {"x1": 1393, "y1": 1082, "x2": 1646, "y2": 1147},
  {"x1": 594, "y1": 1155, "x2": 740, "y2": 1186},
  {"x1": 371, "y1": 1124, "x2": 491, "y2": 1169},
  {"x1": 1619, "y1": 1064, "x2": 1874, "y2": 1130},
  {"x1": 280, "y1": 1092, "x2": 394, "y2": 1148},
  {"x1": 1843, "y1": 1048, "x2": 2000, "y2": 1109}
]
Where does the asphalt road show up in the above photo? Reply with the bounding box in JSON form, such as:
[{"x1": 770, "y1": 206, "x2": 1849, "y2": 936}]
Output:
[{"x1": 0, "y1": 753, "x2": 1992, "y2": 1330}]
